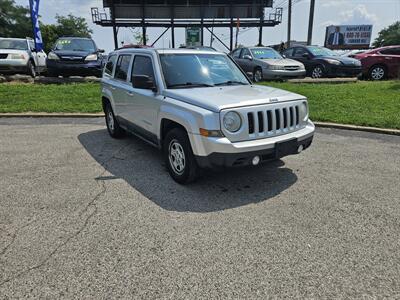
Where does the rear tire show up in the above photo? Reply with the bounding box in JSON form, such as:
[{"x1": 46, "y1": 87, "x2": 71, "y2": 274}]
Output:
[
  {"x1": 104, "y1": 102, "x2": 125, "y2": 138},
  {"x1": 163, "y1": 128, "x2": 199, "y2": 184},
  {"x1": 369, "y1": 65, "x2": 386, "y2": 81},
  {"x1": 253, "y1": 67, "x2": 263, "y2": 82},
  {"x1": 311, "y1": 65, "x2": 324, "y2": 78}
]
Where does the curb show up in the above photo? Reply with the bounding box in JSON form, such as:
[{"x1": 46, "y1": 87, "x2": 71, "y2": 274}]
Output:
[
  {"x1": 0, "y1": 113, "x2": 399, "y2": 136},
  {"x1": 314, "y1": 122, "x2": 400, "y2": 136}
]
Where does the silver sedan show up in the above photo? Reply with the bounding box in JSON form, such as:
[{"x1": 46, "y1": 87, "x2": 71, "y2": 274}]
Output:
[{"x1": 231, "y1": 47, "x2": 306, "y2": 82}]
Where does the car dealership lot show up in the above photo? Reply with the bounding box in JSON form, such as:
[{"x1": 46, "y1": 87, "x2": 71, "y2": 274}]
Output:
[{"x1": 0, "y1": 118, "x2": 399, "y2": 298}]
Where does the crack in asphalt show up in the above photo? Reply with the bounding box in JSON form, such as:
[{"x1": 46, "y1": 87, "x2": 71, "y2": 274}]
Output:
[
  {"x1": 0, "y1": 219, "x2": 36, "y2": 257},
  {"x1": 0, "y1": 142, "x2": 131, "y2": 287}
]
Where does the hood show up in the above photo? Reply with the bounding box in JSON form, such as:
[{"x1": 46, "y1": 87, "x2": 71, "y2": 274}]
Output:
[
  {"x1": 0, "y1": 49, "x2": 29, "y2": 55},
  {"x1": 259, "y1": 58, "x2": 303, "y2": 66},
  {"x1": 163, "y1": 85, "x2": 306, "y2": 112},
  {"x1": 52, "y1": 49, "x2": 92, "y2": 58},
  {"x1": 317, "y1": 55, "x2": 360, "y2": 66}
]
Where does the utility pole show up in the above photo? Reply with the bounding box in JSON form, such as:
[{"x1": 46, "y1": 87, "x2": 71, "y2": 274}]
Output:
[
  {"x1": 307, "y1": 0, "x2": 315, "y2": 45},
  {"x1": 287, "y1": 0, "x2": 292, "y2": 48}
]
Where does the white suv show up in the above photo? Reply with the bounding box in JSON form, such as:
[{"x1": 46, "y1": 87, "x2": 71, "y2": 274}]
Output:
[
  {"x1": 0, "y1": 37, "x2": 47, "y2": 77},
  {"x1": 101, "y1": 48, "x2": 315, "y2": 183}
]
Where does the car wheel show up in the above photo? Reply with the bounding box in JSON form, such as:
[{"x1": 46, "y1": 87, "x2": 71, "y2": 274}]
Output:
[
  {"x1": 104, "y1": 103, "x2": 124, "y2": 138},
  {"x1": 253, "y1": 68, "x2": 263, "y2": 82},
  {"x1": 28, "y1": 60, "x2": 36, "y2": 78},
  {"x1": 311, "y1": 65, "x2": 324, "y2": 78},
  {"x1": 369, "y1": 65, "x2": 386, "y2": 81},
  {"x1": 164, "y1": 128, "x2": 199, "y2": 184}
]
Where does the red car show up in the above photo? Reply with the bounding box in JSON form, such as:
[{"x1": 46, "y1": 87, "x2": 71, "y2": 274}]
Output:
[{"x1": 355, "y1": 45, "x2": 400, "y2": 80}]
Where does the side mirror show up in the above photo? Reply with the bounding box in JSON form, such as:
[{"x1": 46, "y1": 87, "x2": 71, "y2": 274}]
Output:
[
  {"x1": 243, "y1": 55, "x2": 252, "y2": 60},
  {"x1": 282, "y1": 54, "x2": 286, "y2": 58},
  {"x1": 132, "y1": 75, "x2": 157, "y2": 92},
  {"x1": 98, "y1": 49, "x2": 105, "y2": 53},
  {"x1": 302, "y1": 53, "x2": 310, "y2": 59}
]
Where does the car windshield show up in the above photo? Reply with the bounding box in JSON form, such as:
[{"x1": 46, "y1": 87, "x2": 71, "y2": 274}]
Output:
[
  {"x1": 54, "y1": 39, "x2": 96, "y2": 52},
  {"x1": 308, "y1": 46, "x2": 338, "y2": 57},
  {"x1": 0, "y1": 39, "x2": 28, "y2": 50},
  {"x1": 250, "y1": 48, "x2": 282, "y2": 59},
  {"x1": 160, "y1": 53, "x2": 249, "y2": 89}
]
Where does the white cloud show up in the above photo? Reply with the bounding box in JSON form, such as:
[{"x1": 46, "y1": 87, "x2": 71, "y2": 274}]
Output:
[{"x1": 339, "y1": 4, "x2": 378, "y2": 25}]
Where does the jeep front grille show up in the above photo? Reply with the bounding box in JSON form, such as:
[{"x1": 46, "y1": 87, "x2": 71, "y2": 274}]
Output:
[
  {"x1": 220, "y1": 100, "x2": 308, "y2": 143},
  {"x1": 247, "y1": 105, "x2": 300, "y2": 135}
]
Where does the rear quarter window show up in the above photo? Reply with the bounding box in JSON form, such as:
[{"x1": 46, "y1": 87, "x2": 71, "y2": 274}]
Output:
[{"x1": 104, "y1": 55, "x2": 117, "y2": 76}]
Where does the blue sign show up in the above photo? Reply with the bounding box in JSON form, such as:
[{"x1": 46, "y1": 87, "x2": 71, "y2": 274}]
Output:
[{"x1": 29, "y1": 0, "x2": 44, "y2": 51}]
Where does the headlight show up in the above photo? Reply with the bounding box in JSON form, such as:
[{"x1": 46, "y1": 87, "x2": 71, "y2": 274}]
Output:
[
  {"x1": 324, "y1": 59, "x2": 341, "y2": 65},
  {"x1": 299, "y1": 101, "x2": 309, "y2": 121},
  {"x1": 85, "y1": 54, "x2": 98, "y2": 61},
  {"x1": 47, "y1": 52, "x2": 59, "y2": 60},
  {"x1": 223, "y1": 111, "x2": 242, "y2": 132},
  {"x1": 10, "y1": 53, "x2": 26, "y2": 60}
]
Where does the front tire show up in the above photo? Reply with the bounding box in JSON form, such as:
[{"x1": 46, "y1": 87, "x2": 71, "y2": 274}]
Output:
[
  {"x1": 253, "y1": 67, "x2": 263, "y2": 82},
  {"x1": 163, "y1": 128, "x2": 199, "y2": 184},
  {"x1": 369, "y1": 65, "x2": 386, "y2": 81},
  {"x1": 104, "y1": 103, "x2": 124, "y2": 138},
  {"x1": 27, "y1": 60, "x2": 36, "y2": 78}
]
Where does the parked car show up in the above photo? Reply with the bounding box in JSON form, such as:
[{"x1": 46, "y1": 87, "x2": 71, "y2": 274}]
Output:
[
  {"x1": 283, "y1": 45, "x2": 362, "y2": 78},
  {"x1": 230, "y1": 46, "x2": 306, "y2": 82},
  {"x1": 101, "y1": 48, "x2": 314, "y2": 183},
  {"x1": 0, "y1": 37, "x2": 47, "y2": 77},
  {"x1": 46, "y1": 37, "x2": 105, "y2": 77},
  {"x1": 355, "y1": 45, "x2": 400, "y2": 80}
]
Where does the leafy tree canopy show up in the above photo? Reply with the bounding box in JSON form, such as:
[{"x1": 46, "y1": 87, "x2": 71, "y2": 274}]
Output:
[{"x1": 373, "y1": 22, "x2": 400, "y2": 47}]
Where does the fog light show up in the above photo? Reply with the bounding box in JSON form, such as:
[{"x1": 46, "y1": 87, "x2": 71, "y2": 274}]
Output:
[
  {"x1": 297, "y1": 145, "x2": 304, "y2": 153},
  {"x1": 252, "y1": 156, "x2": 261, "y2": 165}
]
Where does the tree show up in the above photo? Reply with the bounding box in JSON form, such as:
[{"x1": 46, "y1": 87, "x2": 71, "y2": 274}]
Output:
[
  {"x1": 0, "y1": 0, "x2": 32, "y2": 38},
  {"x1": 41, "y1": 14, "x2": 93, "y2": 52},
  {"x1": 373, "y1": 22, "x2": 400, "y2": 47}
]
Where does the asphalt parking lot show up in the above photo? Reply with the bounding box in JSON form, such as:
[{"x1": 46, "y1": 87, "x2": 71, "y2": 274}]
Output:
[{"x1": 0, "y1": 118, "x2": 399, "y2": 299}]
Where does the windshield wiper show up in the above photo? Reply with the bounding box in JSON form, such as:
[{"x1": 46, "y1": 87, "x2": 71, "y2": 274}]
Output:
[
  {"x1": 214, "y1": 80, "x2": 248, "y2": 86},
  {"x1": 168, "y1": 82, "x2": 215, "y2": 89}
]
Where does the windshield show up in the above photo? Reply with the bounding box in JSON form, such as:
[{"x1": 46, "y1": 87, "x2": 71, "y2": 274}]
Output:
[
  {"x1": 54, "y1": 39, "x2": 96, "y2": 52},
  {"x1": 0, "y1": 39, "x2": 28, "y2": 50},
  {"x1": 308, "y1": 46, "x2": 338, "y2": 57},
  {"x1": 251, "y1": 48, "x2": 283, "y2": 59},
  {"x1": 160, "y1": 53, "x2": 249, "y2": 89}
]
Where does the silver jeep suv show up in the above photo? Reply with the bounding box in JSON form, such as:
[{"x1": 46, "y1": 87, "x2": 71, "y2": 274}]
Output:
[{"x1": 101, "y1": 48, "x2": 314, "y2": 183}]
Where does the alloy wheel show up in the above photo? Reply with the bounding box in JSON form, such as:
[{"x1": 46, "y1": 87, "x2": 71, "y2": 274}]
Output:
[
  {"x1": 107, "y1": 110, "x2": 115, "y2": 132},
  {"x1": 312, "y1": 66, "x2": 323, "y2": 78},
  {"x1": 253, "y1": 69, "x2": 262, "y2": 82},
  {"x1": 371, "y1": 67, "x2": 385, "y2": 80},
  {"x1": 168, "y1": 140, "x2": 186, "y2": 175}
]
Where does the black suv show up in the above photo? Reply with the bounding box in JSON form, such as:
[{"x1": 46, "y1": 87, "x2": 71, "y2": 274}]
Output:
[
  {"x1": 46, "y1": 37, "x2": 105, "y2": 77},
  {"x1": 283, "y1": 45, "x2": 362, "y2": 78}
]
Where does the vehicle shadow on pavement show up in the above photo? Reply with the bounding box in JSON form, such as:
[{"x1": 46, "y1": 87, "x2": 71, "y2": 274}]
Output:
[{"x1": 78, "y1": 129, "x2": 298, "y2": 212}]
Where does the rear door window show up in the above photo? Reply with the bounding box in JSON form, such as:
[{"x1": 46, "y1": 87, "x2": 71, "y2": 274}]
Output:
[{"x1": 114, "y1": 55, "x2": 131, "y2": 81}]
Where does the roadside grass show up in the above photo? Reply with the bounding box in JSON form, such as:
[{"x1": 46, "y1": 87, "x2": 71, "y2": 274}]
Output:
[
  {"x1": 0, "y1": 83, "x2": 101, "y2": 113},
  {"x1": 0, "y1": 80, "x2": 399, "y2": 129},
  {"x1": 260, "y1": 80, "x2": 400, "y2": 129}
]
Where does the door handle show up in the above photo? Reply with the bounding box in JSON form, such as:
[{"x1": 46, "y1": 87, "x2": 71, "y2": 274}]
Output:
[
  {"x1": 126, "y1": 91, "x2": 134, "y2": 96},
  {"x1": 110, "y1": 86, "x2": 116, "y2": 90}
]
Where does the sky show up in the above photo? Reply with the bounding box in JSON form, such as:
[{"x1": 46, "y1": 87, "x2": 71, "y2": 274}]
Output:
[{"x1": 15, "y1": 0, "x2": 400, "y2": 53}]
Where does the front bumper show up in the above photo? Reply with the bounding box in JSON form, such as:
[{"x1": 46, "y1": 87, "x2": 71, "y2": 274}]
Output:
[
  {"x1": 0, "y1": 59, "x2": 29, "y2": 74},
  {"x1": 190, "y1": 121, "x2": 315, "y2": 168},
  {"x1": 46, "y1": 59, "x2": 102, "y2": 77},
  {"x1": 263, "y1": 69, "x2": 306, "y2": 79}
]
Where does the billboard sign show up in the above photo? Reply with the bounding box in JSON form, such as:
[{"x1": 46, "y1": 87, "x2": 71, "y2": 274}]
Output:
[
  {"x1": 186, "y1": 27, "x2": 202, "y2": 47},
  {"x1": 325, "y1": 25, "x2": 373, "y2": 50}
]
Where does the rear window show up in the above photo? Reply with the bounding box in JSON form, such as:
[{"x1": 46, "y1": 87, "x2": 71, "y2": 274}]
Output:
[
  {"x1": 104, "y1": 55, "x2": 117, "y2": 76},
  {"x1": 114, "y1": 55, "x2": 132, "y2": 81}
]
